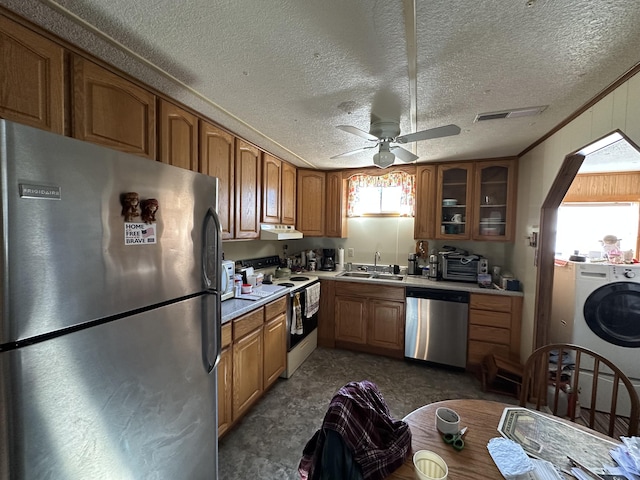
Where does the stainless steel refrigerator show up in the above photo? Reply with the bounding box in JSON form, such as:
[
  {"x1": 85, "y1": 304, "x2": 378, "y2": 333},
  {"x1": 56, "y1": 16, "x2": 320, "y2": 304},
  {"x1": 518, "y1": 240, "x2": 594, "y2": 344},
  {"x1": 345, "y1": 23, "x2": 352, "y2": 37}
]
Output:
[{"x1": 0, "y1": 120, "x2": 222, "y2": 479}]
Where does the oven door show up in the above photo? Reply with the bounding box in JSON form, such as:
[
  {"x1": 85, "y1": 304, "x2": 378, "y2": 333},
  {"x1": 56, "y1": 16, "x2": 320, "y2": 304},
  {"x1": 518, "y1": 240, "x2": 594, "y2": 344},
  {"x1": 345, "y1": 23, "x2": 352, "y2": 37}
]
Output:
[
  {"x1": 287, "y1": 284, "x2": 319, "y2": 351},
  {"x1": 442, "y1": 257, "x2": 478, "y2": 282}
]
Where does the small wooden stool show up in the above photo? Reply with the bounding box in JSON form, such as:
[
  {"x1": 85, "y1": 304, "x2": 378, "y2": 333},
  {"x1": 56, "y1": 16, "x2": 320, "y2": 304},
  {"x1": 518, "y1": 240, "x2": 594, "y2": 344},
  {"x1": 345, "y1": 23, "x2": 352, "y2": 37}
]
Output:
[{"x1": 481, "y1": 354, "x2": 523, "y2": 398}]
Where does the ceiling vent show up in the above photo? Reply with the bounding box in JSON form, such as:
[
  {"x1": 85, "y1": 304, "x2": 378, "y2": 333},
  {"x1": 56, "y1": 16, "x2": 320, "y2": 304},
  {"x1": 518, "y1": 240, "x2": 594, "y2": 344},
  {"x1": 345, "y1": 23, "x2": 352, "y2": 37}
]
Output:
[{"x1": 474, "y1": 105, "x2": 547, "y2": 122}]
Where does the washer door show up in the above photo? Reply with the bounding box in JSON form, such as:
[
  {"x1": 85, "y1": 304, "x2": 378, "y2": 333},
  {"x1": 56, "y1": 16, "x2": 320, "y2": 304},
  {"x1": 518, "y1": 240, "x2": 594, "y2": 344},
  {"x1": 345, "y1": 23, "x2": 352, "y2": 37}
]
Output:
[{"x1": 583, "y1": 282, "x2": 640, "y2": 348}]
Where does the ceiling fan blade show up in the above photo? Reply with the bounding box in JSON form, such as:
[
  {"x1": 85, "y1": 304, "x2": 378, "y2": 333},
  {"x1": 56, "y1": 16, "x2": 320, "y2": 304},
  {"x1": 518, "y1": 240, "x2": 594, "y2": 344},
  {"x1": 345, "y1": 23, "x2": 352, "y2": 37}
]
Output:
[
  {"x1": 330, "y1": 144, "x2": 377, "y2": 159},
  {"x1": 336, "y1": 125, "x2": 380, "y2": 141},
  {"x1": 395, "y1": 124, "x2": 461, "y2": 144},
  {"x1": 390, "y1": 145, "x2": 419, "y2": 163}
]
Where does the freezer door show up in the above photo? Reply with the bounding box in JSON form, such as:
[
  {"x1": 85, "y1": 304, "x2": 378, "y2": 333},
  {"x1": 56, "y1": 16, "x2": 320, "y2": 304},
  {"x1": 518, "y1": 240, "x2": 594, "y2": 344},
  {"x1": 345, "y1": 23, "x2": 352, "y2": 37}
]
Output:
[
  {"x1": 0, "y1": 121, "x2": 219, "y2": 343},
  {"x1": 0, "y1": 295, "x2": 218, "y2": 480}
]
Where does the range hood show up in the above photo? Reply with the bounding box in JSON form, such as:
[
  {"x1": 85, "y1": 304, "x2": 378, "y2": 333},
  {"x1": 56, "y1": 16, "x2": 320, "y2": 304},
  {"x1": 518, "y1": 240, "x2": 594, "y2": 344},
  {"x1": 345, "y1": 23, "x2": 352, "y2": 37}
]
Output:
[{"x1": 260, "y1": 224, "x2": 303, "y2": 240}]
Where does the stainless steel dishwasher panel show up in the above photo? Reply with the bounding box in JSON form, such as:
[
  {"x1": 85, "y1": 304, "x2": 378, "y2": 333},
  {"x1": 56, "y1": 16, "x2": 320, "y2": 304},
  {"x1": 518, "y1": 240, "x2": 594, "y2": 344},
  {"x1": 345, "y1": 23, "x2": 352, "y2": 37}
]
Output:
[{"x1": 405, "y1": 288, "x2": 469, "y2": 368}]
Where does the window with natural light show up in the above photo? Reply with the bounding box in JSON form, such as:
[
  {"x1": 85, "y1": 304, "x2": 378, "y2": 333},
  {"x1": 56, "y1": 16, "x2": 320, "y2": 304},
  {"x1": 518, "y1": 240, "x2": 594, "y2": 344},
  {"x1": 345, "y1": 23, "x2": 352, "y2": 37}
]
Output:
[
  {"x1": 555, "y1": 202, "x2": 639, "y2": 259},
  {"x1": 347, "y1": 171, "x2": 415, "y2": 216}
]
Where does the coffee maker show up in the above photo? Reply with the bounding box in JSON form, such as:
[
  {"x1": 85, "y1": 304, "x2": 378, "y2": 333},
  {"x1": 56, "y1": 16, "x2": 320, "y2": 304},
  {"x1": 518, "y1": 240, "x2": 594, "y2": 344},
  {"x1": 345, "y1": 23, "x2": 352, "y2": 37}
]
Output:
[{"x1": 321, "y1": 248, "x2": 336, "y2": 271}]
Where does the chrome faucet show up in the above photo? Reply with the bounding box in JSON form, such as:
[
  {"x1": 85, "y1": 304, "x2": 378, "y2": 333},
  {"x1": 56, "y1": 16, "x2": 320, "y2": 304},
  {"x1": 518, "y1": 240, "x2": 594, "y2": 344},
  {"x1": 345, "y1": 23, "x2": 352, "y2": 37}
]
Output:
[{"x1": 374, "y1": 251, "x2": 380, "y2": 272}]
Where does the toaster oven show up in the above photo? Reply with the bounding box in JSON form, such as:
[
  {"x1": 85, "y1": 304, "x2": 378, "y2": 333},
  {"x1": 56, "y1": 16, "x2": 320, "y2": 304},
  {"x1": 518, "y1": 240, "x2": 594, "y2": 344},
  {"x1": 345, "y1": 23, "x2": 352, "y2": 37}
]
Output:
[{"x1": 440, "y1": 254, "x2": 488, "y2": 283}]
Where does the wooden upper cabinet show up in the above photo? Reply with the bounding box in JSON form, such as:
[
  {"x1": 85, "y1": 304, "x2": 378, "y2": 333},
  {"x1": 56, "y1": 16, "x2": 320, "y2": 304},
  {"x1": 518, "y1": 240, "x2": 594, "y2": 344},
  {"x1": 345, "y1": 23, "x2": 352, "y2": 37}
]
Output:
[
  {"x1": 414, "y1": 165, "x2": 437, "y2": 239},
  {"x1": 0, "y1": 15, "x2": 65, "y2": 134},
  {"x1": 435, "y1": 163, "x2": 474, "y2": 240},
  {"x1": 235, "y1": 140, "x2": 261, "y2": 239},
  {"x1": 261, "y1": 153, "x2": 281, "y2": 224},
  {"x1": 72, "y1": 56, "x2": 156, "y2": 159},
  {"x1": 158, "y1": 99, "x2": 197, "y2": 170},
  {"x1": 281, "y1": 161, "x2": 297, "y2": 225},
  {"x1": 297, "y1": 169, "x2": 326, "y2": 236},
  {"x1": 200, "y1": 121, "x2": 235, "y2": 239},
  {"x1": 471, "y1": 158, "x2": 518, "y2": 242},
  {"x1": 325, "y1": 171, "x2": 347, "y2": 238}
]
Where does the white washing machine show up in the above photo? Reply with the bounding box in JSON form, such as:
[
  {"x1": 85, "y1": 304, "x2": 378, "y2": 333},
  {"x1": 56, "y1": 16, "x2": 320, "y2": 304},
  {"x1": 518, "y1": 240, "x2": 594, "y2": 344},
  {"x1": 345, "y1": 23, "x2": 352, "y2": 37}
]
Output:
[{"x1": 550, "y1": 262, "x2": 640, "y2": 415}]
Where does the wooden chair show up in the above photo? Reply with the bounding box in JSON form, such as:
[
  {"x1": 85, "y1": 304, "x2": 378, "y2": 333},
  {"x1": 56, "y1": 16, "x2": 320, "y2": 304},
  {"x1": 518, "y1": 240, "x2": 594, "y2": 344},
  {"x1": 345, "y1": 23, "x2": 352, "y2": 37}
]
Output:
[{"x1": 520, "y1": 343, "x2": 639, "y2": 437}]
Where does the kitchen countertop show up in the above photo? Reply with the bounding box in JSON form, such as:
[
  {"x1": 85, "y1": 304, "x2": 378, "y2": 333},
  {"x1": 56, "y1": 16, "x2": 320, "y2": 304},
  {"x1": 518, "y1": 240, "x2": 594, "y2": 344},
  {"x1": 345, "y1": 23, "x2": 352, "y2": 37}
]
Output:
[
  {"x1": 221, "y1": 267, "x2": 523, "y2": 325},
  {"x1": 310, "y1": 269, "x2": 524, "y2": 296},
  {"x1": 221, "y1": 290, "x2": 289, "y2": 325}
]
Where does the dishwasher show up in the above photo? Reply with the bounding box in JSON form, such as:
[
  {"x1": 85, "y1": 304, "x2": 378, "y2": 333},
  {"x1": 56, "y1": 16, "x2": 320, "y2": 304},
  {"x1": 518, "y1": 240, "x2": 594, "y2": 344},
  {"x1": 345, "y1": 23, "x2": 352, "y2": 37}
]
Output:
[{"x1": 404, "y1": 287, "x2": 469, "y2": 368}]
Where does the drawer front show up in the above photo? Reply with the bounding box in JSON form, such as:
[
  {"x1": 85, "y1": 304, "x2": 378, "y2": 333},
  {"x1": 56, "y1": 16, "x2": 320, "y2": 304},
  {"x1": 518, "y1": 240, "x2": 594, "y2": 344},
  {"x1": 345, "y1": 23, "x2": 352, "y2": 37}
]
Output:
[
  {"x1": 467, "y1": 340, "x2": 509, "y2": 366},
  {"x1": 336, "y1": 282, "x2": 405, "y2": 301},
  {"x1": 221, "y1": 322, "x2": 232, "y2": 349},
  {"x1": 233, "y1": 308, "x2": 264, "y2": 341},
  {"x1": 469, "y1": 309, "x2": 511, "y2": 329},
  {"x1": 264, "y1": 295, "x2": 287, "y2": 320},
  {"x1": 469, "y1": 325, "x2": 510, "y2": 345},
  {"x1": 470, "y1": 293, "x2": 512, "y2": 313}
]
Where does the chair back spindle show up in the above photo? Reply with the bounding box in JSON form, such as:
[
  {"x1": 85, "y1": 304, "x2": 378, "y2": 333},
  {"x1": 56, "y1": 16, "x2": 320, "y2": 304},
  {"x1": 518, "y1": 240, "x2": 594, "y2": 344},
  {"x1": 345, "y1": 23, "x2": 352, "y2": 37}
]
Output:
[{"x1": 520, "y1": 343, "x2": 639, "y2": 437}]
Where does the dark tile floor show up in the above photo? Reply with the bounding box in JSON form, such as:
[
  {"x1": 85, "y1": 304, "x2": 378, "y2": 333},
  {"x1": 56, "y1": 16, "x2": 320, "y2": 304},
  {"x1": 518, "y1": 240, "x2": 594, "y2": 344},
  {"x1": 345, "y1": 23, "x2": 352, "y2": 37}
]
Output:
[{"x1": 218, "y1": 347, "x2": 517, "y2": 479}]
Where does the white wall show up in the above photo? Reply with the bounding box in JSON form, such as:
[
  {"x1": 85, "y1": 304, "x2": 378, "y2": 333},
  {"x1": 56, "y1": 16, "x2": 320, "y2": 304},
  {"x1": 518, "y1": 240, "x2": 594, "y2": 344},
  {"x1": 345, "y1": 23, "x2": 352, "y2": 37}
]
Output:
[
  {"x1": 224, "y1": 217, "x2": 513, "y2": 271},
  {"x1": 512, "y1": 73, "x2": 640, "y2": 362}
]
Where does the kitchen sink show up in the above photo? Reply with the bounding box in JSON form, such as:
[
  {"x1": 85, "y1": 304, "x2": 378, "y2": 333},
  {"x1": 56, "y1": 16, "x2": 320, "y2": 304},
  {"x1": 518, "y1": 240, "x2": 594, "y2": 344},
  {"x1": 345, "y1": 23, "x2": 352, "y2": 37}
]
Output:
[
  {"x1": 337, "y1": 271, "x2": 405, "y2": 281},
  {"x1": 371, "y1": 274, "x2": 405, "y2": 281},
  {"x1": 338, "y1": 271, "x2": 372, "y2": 278}
]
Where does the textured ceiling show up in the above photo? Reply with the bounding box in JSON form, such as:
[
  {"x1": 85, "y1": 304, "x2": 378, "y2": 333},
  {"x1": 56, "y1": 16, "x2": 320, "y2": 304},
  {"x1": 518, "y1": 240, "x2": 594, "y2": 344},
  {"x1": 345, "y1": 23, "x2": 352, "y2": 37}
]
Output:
[{"x1": 3, "y1": 0, "x2": 640, "y2": 171}]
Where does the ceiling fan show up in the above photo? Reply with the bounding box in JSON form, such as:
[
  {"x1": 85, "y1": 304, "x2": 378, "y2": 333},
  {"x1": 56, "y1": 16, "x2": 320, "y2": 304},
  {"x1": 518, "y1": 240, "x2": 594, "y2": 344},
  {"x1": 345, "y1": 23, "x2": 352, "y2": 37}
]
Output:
[{"x1": 330, "y1": 121, "x2": 461, "y2": 168}]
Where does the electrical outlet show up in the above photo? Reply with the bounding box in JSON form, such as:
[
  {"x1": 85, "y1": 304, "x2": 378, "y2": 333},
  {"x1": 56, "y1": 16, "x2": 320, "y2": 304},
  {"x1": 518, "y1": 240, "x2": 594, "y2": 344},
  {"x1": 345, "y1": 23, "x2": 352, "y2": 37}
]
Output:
[{"x1": 348, "y1": 248, "x2": 354, "y2": 257}]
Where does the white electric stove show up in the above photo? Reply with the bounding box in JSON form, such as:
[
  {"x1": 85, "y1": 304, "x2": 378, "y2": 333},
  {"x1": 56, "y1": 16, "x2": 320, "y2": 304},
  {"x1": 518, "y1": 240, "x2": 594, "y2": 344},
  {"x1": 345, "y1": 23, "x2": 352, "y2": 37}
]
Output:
[{"x1": 234, "y1": 256, "x2": 320, "y2": 378}]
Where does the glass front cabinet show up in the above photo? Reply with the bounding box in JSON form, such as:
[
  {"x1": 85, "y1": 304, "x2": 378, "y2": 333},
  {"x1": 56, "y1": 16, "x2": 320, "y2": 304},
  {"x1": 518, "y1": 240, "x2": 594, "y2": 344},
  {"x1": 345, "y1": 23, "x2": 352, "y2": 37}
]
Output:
[
  {"x1": 471, "y1": 159, "x2": 517, "y2": 242},
  {"x1": 435, "y1": 159, "x2": 517, "y2": 241},
  {"x1": 435, "y1": 163, "x2": 473, "y2": 240}
]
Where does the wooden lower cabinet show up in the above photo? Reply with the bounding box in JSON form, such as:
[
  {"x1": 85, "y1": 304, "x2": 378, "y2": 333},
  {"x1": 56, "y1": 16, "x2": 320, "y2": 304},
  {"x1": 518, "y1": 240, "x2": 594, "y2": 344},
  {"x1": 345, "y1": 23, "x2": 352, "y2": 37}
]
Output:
[
  {"x1": 467, "y1": 293, "x2": 522, "y2": 370},
  {"x1": 218, "y1": 322, "x2": 233, "y2": 438},
  {"x1": 263, "y1": 313, "x2": 286, "y2": 388},
  {"x1": 217, "y1": 345, "x2": 233, "y2": 438},
  {"x1": 367, "y1": 300, "x2": 405, "y2": 351},
  {"x1": 334, "y1": 282, "x2": 405, "y2": 358},
  {"x1": 317, "y1": 280, "x2": 336, "y2": 348},
  {"x1": 232, "y1": 327, "x2": 263, "y2": 421},
  {"x1": 335, "y1": 296, "x2": 367, "y2": 344},
  {"x1": 219, "y1": 296, "x2": 287, "y2": 438},
  {"x1": 263, "y1": 296, "x2": 287, "y2": 389}
]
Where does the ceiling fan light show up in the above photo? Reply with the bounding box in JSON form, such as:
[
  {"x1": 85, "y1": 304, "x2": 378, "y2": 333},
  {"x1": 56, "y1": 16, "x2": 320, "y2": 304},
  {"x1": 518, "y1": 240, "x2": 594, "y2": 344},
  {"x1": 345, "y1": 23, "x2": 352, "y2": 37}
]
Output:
[{"x1": 373, "y1": 151, "x2": 395, "y2": 168}]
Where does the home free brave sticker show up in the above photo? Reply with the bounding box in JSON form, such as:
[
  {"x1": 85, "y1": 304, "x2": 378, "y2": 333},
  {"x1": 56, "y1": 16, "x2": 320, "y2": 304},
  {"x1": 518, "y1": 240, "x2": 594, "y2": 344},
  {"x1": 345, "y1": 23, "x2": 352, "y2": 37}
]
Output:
[{"x1": 124, "y1": 222, "x2": 157, "y2": 245}]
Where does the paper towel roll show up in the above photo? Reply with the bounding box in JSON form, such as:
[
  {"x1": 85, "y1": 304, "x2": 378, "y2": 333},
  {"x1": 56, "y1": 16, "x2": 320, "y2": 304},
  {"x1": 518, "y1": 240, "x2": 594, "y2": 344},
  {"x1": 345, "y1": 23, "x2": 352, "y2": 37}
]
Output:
[{"x1": 337, "y1": 247, "x2": 345, "y2": 270}]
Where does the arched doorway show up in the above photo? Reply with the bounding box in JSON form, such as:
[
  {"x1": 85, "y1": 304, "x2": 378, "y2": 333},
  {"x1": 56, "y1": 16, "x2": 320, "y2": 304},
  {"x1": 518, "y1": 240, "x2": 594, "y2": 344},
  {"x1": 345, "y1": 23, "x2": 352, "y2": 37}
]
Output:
[{"x1": 533, "y1": 131, "x2": 640, "y2": 348}]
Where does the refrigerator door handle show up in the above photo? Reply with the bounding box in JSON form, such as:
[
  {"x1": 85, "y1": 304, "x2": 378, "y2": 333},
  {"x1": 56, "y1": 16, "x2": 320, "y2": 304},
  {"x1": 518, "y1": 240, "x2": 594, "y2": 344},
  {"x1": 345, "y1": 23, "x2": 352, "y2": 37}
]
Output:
[
  {"x1": 202, "y1": 207, "x2": 222, "y2": 292},
  {"x1": 201, "y1": 292, "x2": 221, "y2": 373},
  {"x1": 202, "y1": 207, "x2": 222, "y2": 373}
]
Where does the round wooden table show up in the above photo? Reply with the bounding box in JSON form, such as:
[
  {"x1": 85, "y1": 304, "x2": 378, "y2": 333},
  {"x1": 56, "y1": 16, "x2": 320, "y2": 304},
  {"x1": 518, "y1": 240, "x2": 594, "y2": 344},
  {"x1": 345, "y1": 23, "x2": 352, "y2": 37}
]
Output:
[
  {"x1": 385, "y1": 399, "x2": 509, "y2": 479},
  {"x1": 384, "y1": 398, "x2": 617, "y2": 480}
]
